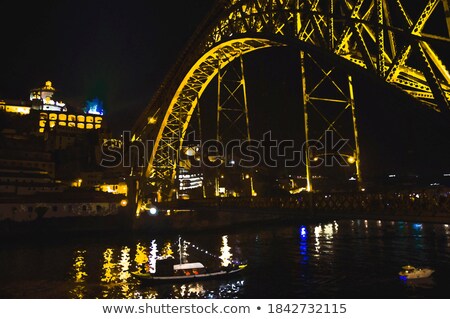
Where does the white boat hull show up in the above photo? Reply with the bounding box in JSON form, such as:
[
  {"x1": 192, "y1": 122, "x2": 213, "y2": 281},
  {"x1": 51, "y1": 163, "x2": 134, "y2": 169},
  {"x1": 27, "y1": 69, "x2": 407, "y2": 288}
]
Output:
[{"x1": 132, "y1": 265, "x2": 247, "y2": 283}]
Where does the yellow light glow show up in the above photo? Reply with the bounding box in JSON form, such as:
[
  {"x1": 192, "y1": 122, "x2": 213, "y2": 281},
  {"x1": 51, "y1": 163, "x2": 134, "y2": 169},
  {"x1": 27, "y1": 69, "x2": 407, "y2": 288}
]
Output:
[
  {"x1": 161, "y1": 242, "x2": 174, "y2": 258},
  {"x1": 119, "y1": 246, "x2": 131, "y2": 281},
  {"x1": 70, "y1": 250, "x2": 88, "y2": 299},
  {"x1": 220, "y1": 235, "x2": 233, "y2": 267},
  {"x1": 3, "y1": 105, "x2": 31, "y2": 115},
  {"x1": 101, "y1": 248, "x2": 115, "y2": 284},
  {"x1": 347, "y1": 156, "x2": 356, "y2": 164},
  {"x1": 120, "y1": 199, "x2": 128, "y2": 207}
]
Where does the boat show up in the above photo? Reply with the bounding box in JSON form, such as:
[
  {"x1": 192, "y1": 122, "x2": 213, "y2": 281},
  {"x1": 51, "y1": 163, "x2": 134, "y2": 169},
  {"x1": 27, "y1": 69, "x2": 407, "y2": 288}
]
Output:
[
  {"x1": 399, "y1": 265, "x2": 435, "y2": 280},
  {"x1": 132, "y1": 237, "x2": 247, "y2": 283},
  {"x1": 132, "y1": 260, "x2": 247, "y2": 283}
]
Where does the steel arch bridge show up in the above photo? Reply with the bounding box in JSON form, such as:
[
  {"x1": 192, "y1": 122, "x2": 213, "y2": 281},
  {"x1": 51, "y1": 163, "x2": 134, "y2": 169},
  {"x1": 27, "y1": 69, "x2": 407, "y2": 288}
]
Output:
[{"x1": 132, "y1": 0, "x2": 450, "y2": 202}]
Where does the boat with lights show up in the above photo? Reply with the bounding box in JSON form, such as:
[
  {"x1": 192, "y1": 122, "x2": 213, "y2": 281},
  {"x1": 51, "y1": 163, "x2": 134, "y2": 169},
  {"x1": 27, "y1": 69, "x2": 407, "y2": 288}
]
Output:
[
  {"x1": 132, "y1": 259, "x2": 247, "y2": 283},
  {"x1": 399, "y1": 265, "x2": 434, "y2": 280},
  {"x1": 132, "y1": 237, "x2": 247, "y2": 283}
]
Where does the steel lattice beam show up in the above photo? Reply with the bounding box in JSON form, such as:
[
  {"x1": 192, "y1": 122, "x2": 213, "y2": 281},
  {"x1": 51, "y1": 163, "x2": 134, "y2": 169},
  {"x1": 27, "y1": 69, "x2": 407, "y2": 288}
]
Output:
[{"x1": 132, "y1": 0, "x2": 450, "y2": 201}]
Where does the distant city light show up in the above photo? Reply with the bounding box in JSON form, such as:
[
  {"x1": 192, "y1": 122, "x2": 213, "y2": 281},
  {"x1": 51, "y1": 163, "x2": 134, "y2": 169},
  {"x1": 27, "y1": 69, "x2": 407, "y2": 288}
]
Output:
[
  {"x1": 389, "y1": 175, "x2": 396, "y2": 178},
  {"x1": 430, "y1": 183, "x2": 440, "y2": 186}
]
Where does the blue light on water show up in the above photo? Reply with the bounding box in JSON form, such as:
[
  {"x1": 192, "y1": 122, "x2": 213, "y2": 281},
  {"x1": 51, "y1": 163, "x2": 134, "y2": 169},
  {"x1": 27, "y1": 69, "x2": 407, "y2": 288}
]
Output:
[
  {"x1": 300, "y1": 226, "x2": 308, "y2": 240},
  {"x1": 299, "y1": 226, "x2": 309, "y2": 261},
  {"x1": 399, "y1": 276, "x2": 408, "y2": 281},
  {"x1": 413, "y1": 223, "x2": 423, "y2": 231}
]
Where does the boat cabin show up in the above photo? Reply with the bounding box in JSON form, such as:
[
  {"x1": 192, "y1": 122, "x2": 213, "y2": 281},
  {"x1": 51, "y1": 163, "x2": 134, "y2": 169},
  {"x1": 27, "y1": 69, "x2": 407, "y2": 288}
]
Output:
[{"x1": 173, "y1": 262, "x2": 207, "y2": 276}]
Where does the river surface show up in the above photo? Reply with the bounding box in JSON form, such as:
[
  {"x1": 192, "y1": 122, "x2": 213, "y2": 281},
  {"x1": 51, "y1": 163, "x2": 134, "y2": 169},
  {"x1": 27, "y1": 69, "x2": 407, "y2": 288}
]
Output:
[{"x1": 1, "y1": 219, "x2": 449, "y2": 299}]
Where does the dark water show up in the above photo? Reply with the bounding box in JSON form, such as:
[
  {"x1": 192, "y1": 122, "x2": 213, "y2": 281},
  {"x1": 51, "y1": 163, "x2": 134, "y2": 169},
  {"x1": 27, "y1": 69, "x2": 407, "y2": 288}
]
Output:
[{"x1": 1, "y1": 219, "x2": 450, "y2": 299}]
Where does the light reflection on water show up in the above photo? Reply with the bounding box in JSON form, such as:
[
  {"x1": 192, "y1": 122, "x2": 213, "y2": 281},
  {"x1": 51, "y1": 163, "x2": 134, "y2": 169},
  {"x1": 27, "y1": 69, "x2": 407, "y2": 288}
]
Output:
[
  {"x1": 69, "y1": 250, "x2": 88, "y2": 299},
  {"x1": 1, "y1": 219, "x2": 449, "y2": 298},
  {"x1": 66, "y1": 236, "x2": 246, "y2": 299}
]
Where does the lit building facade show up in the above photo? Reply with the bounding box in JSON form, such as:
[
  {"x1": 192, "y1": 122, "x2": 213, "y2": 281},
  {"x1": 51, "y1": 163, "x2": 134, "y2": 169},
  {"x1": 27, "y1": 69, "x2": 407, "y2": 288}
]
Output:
[
  {"x1": 30, "y1": 81, "x2": 67, "y2": 112},
  {"x1": 0, "y1": 81, "x2": 104, "y2": 135}
]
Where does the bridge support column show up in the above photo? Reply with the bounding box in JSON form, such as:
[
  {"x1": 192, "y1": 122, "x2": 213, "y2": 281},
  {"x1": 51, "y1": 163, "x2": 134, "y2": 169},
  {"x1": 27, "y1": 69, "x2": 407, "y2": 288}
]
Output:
[
  {"x1": 300, "y1": 51, "x2": 363, "y2": 192},
  {"x1": 216, "y1": 54, "x2": 255, "y2": 197},
  {"x1": 300, "y1": 51, "x2": 313, "y2": 192}
]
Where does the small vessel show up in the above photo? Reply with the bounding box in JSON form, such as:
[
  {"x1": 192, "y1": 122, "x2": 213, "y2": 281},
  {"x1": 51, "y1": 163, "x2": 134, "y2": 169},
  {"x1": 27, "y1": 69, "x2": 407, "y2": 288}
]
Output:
[
  {"x1": 132, "y1": 260, "x2": 247, "y2": 283},
  {"x1": 132, "y1": 237, "x2": 247, "y2": 283},
  {"x1": 399, "y1": 265, "x2": 434, "y2": 280}
]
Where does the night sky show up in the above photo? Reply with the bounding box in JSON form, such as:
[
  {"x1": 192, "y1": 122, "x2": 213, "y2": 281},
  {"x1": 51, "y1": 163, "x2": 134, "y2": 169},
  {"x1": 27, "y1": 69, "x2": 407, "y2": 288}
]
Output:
[
  {"x1": 0, "y1": 0, "x2": 215, "y2": 129},
  {"x1": 1, "y1": 0, "x2": 449, "y2": 180}
]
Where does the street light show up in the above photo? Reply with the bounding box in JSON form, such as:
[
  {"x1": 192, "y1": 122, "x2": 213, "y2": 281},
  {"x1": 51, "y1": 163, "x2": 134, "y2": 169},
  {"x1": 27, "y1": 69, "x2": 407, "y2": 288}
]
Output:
[
  {"x1": 310, "y1": 152, "x2": 362, "y2": 191},
  {"x1": 312, "y1": 153, "x2": 356, "y2": 165}
]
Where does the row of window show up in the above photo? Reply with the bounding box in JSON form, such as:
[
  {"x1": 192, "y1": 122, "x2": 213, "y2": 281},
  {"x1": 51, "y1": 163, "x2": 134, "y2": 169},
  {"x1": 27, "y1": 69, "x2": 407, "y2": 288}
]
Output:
[
  {"x1": 40, "y1": 113, "x2": 103, "y2": 124},
  {"x1": 13, "y1": 205, "x2": 105, "y2": 213},
  {"x1": 0, "y1": 178, "x2": 51, "y2": 183},
  {"x1": 0, "y1": 160, "x2": 54, "y2": 170},
  {"x1": 39, "y1": 121, "x2": 102, "y2": 130}
]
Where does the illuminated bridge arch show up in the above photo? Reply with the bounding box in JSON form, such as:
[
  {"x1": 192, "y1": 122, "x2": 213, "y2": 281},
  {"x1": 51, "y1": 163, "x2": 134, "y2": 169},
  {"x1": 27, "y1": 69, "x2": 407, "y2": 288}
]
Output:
[{"x1": 133, "y1": 0, "x2": 450, "y2": 197}]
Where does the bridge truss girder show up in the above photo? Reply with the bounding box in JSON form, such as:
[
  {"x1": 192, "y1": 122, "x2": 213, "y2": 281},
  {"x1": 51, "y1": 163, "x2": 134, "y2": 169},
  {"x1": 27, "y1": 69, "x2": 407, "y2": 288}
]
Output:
[{"x1": 133, "y1": 0, "x2": 450, "y2": 201}]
